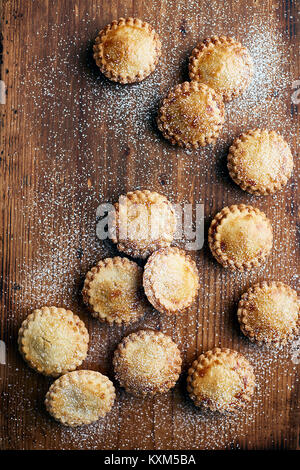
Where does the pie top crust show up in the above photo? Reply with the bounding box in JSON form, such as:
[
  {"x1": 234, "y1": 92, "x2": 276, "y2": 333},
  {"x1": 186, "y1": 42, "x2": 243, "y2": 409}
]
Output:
[
  {"x1": 157, "y1": 81, "x2": 225, "y2": 148},
  {"x1": 45, "y1": 370, "x2": 116, "y2": 427},
  {"x1": 238, "y1": 282, "x2": 299, "y2": 346},
  {"x1": 228, "y1": 129, "x2": 294, "y2": 195},
  {"x1": 82, "y1": 256, "x2": 149, "y2": 324},
  {"x1": 187, "y1": 348, "x2": 255, "y2": 413},
  {"x1": 143, "y1": 247, "x2": 199, "y2": 315},
  {"x1": 113, "y1": 330, "x2": 182, "y2": 397},
  {"x1": 93, "y1": 17, "x2": 161, "y2": 84},
  {"x1": 110, "y1": 190, "x2": 177, "y2": 259},
  {"x1": 189, "y1": 36, "x2": 253, "y2": 101},
  {"x1": 208, "y1": 204, "x2": 273, "y2": 271},
  {"x1": 18, "y1": 306, "x2": 89, "y2": 377}
]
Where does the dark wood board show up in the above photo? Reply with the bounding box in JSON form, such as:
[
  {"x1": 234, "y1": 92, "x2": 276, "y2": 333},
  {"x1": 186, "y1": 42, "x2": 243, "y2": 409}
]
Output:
[{"x1": 0, "y1": 0, "x2": 299, "y2": 450}]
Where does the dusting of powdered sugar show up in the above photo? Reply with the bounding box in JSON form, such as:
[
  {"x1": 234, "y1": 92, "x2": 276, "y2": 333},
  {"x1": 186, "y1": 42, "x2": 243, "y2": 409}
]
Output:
[{"x1": 2, "y1": 0, "x2": 299, "y2": 450}]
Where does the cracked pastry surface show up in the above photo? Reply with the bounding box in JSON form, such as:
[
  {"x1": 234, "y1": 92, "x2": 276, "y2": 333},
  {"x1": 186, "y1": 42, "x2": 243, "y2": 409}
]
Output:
[
  {"x1": 18, "y1": 306, "x2": 89, "y2": 377},
  {"x1": 93, "y1": 17, "x2": 161, "y2": 83},
  {"x1": 113, "y1": 330, "x2": 182, "y2": 397},
  {"x1": 45, "y1": 370, "x2": 116, "y2": 426},
  {"x1": 82, "y1": 256, "x2": 149, "y2": 324},
  {"x1": 208, "y1": 204, "x2": 273, "y2": 271},
  {"x1": 189, "y1": 36, "x2": 253, "y2": 101},
  {"x1": 187, "y1": 348, "x2": 255, "y2": 413},
  {"x1": 157, "y1": 81, "x2": 225, "y2": 148},
  {"x1": 238, "y1": 282, "x2": 299, "y2": 346},
  {"x1": 110, "y1": 189, "x2": 177, "y2": 259},
  {"x1": 228, "y1": 129, "x2": 294, "y2": 195},
  {"x1": 143, "y1": 247, "x2": 199, "y2": 315}
]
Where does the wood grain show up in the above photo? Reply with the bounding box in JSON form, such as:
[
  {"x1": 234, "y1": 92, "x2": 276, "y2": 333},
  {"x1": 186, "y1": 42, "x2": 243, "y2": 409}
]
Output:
[{"x1": 0, "y1": 0, "x2": 299, "y2": 450}]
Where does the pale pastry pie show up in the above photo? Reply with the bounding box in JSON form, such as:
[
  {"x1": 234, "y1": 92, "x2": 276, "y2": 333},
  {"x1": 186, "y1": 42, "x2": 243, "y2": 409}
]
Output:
[
  {"x1": 189, "y1": 36, "x2": 253, "y2": 101},
  {"x1": 18, "y1": 307, "x2": 89, "y2": 377},
  {"x1": 157, "y1": 81, "x2": 225, "y2": 148},
  {"x1": 45, "y1": 370, "x2": 116, "y2": 426},
  {"x1": 82, "y1": 256, "x2": 149, "y2": 324},
  {"x1": 238, "y1": 282, "x2": 299, "y2": 346},
  {"x1": 228, "y1": 129, "x2": 294, "y2": 195},
  {"x1": 113, "y1": 330, "x2": 182, "y2": 397},
  {"x1": 143, "y1": 247, "x2": 199, "y2": 315},
  {"x1": 187, "y1": 348, "x2": 255, "y2": 413},
  {"x1": 93, "y1": 17, "x2": 161, "y2": 84},
  {"x1": 110, "y1": 189, "x2": 177, "y2": 259},
  {"x1": 208, "y1": 204, "x2": 273, "y2": 271}
]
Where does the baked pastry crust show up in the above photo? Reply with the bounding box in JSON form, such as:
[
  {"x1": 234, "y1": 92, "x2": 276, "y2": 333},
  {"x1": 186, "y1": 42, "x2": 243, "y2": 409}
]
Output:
[
  {"x1": 227, "y1": 129, "x2": 294, "y2": 195},
  {"x1": 110, "y1": 190, "x2": 177, "y2": 259},
  {"x1": 113, "y1": 330, "x2": 182, "y2": 397},
  {"x1": 187, "y1": 348, "x2": 255, "y2": 413},
  {"x1": 82, "y1": 256, "x2": 149, "y2": 324},
  {"x1": 157, "y1": 81, "x2": 225, "y2": 148},
  {"x1": 143, "y1": 247, "x2": 199, "y2": 315},
  {"x1": 189, "y1": 36, "x2": 253, "y2": 101},
  {"x1": 208, "y1": 204, "x2": 273, "y2": 271},
  {"x1": 18, "y1": 307, "x2": 89, "y2": 377},
  {"x1": 238, "y1": 282, "x2": 299, "y2": 346},
  {"x1": 45, "y1": 370, "x2": 115, "y2": 426},
  {"x1": 93, "y1": 17, "x2": 161, "y2": 84}
]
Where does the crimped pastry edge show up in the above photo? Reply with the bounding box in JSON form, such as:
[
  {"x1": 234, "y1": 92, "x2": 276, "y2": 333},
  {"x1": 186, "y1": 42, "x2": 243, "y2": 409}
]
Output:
[
  {"x1": 113, "y1": 329, "x2": 182, "y2": 397},
  {"x1": 109, "y1": 189, "x2": 177, "y2": 259},
  {"x1": 45, "y1": 370, "x2": 116, "y2": 427},
  {"x1": 18, "y1": 306, "x2": 89, "y2": 377},
  {"x1": 237, "y1": 281, "x2": 300, "y2": 346},
  {"x1": 143, "y1": 247, "x2": 199, "y2": 315},
  {"x1": 188, "y1": 35, "x2": 253, "y2": 102},
  {"x1": 208, "y1": 204, "x2": 273, "y2": 271},
  {"x1": 93, "y1": 17, "x2": 162, "y2": 84},
  {"x1": 227, "y1": 129, "x2": 294, "y2": 195},
  {"x1": 82, "y1": 256, "x2": 147, "y2": 324},
  {"x1": 157, "y1": 81, "x2": 225, "y2": 148},
  {"x1": 187, "y1": 347, "x2": 256, "y2": 413}
]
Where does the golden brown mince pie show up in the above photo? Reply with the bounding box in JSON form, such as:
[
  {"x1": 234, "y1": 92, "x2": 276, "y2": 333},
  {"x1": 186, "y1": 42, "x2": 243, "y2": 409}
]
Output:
[
  {"x1": 93, "y1": 17, "x2": 161, "y2": 84},
  {"x1": 110, "y1": 189, "x2": 177, "y2": 259},
  {"x1": 143, "y1": 247, "x2": 199, "y2": 315},
  {"x1": 45, "y1": 370, "x2": 116, "y2": 427},
  {"x1": 113, "y1": 330, "x2": 182, "y2": 397},
  {"x1": 187, "y1": 348, "x2": 255, "y2": 413},
  {"x1": 18, "y1": 307, "x2": 89, "y2": 377},
  {"x1": 189, "y1": 36, "x2": 253, "y2": 101},
  {"x1": 208, "y1": 204, "x2": 273, "y2": 271},
  {"x1": 82, "y1": 256, "x2": 149, "y2": 325},
  {"x1": 157, "y1": 81, "x2": 225, "y2": 148},
  {"x1": 227, "y1": 129, "x2": 294, "y2": 195},
  {"x1": 238, "y1": 282, "x2": 299, "y2": 346}
]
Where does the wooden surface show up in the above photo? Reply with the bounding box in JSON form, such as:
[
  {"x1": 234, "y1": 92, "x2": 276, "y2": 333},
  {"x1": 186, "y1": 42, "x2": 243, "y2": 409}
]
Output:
[{"x1": 0, "y1": 0, "x2": 299, "y2": 450}]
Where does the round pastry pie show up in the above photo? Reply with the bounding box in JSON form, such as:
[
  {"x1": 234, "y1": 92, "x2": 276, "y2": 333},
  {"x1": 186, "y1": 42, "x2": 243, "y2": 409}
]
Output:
[
  {"x1": 189, "y1": 36, "x2": 253, "y2": 101},
  {"x1": 157, "y1": 81, "x2": 225, "y2": 148},
  {"x1": 238, "y1": 282, "x2": 299, "y2": 346},
  {"x1": 93, "y1": 17, "x2": 161, "y2": 84},
  {"x1": 227, "y1": 129, "x2": 294, "y2": 195},
  {"x1": 113, "y1": 330, "x2": 182, "y2": 397},
  {"x1": 45, "y1": 370, "x2": 116, "y2": 426},
  {"x1": 208, "y1": 204, "x2": 273, "y2": 271},
  {"x1": 82, "y1": 256, "x2": 149, "y2": 324},
  {"x1": 18, "y1": 307, "x2": 89, "y2": 377},
  {"x1": 110, "y1": 189, "x2": 177, "y2": 259},
  {"x1": 143, "y1": 247, "x2": 199, "y2": 315},
  {"x1": 187, "y1": 348, "x2": 255, "y2": 413}
]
